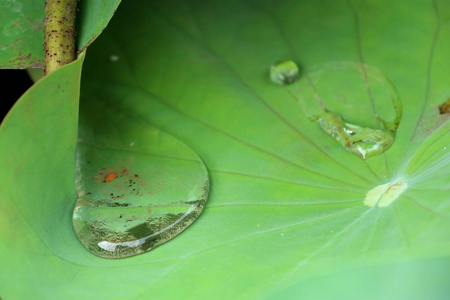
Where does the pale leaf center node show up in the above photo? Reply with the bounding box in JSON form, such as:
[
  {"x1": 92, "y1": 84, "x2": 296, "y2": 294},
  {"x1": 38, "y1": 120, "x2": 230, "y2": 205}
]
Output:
[{"x1": 364, "y1": 181, "x2": 407, "y2": 207}]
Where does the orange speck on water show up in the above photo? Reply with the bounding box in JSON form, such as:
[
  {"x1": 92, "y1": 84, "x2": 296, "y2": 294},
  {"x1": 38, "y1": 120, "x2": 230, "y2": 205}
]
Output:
[{"x1": 104, "y1": 172, "x2": 118, "y2": 182}]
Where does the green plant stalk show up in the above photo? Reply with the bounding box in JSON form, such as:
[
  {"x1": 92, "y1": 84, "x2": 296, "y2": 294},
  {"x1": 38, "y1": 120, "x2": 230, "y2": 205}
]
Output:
[{"x1": 44, "y1": 0, "x2": 78, "y2": 75}]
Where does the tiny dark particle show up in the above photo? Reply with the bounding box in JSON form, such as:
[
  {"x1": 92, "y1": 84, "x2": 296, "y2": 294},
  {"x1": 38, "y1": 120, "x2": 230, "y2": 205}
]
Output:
[{"x1": 439, "y1": 100, "x2": 450, "y2": 114}]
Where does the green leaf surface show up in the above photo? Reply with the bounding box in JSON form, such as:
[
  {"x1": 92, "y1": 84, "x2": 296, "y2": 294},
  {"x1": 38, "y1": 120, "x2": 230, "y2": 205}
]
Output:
[
  {"x1": 272, "y1": 256, "x2": 450, "y2": 299},
  {"x1": 0, "y1": 52, "x2": 84, "y2": 297},
  {"x1": 0, "y1": 0, "x2": 44, "y2": 68},
  {"x1": 0, "y1": 0, "x2": 121, "y2": 69},
  {"x1": 76, "y1": 0, "x2": 122, "y2": 53},
  {"x1": 1, "y1": 0, "x2": 450, "y2": 298}
]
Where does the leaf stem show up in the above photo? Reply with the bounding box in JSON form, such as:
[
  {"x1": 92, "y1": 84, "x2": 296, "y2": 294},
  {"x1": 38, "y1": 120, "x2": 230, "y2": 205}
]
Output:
[{"x1": 44, "y1": 0, "x2": 78, "y2": 75}]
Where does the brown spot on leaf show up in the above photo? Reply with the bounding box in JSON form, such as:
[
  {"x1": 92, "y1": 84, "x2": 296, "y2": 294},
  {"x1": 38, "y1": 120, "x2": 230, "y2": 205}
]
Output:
[
  {"x1": 10, "y1": 53, "x2": 31, "y2": 63},
  {"x1": 439, "y1": 99, "x2": 450, "y2": 114}
]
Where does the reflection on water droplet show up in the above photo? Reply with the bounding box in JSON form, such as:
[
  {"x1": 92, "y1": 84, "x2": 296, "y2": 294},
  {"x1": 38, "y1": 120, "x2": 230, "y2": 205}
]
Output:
[
  {"x1": 364, "y1": 181, "x2": 407, "y2": 207},
  {"x1": 96, "y1": 203, "x2": 199, "y2": 253},
  {"x1": 270, "y1": 60, "x2": 299, "y2": 85},
  {"x1": 291, "y1": 61, "x2": 402, "y2": 159}
]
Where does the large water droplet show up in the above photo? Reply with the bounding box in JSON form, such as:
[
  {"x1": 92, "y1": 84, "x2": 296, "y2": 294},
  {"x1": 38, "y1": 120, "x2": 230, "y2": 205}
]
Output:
[
  {"x1": 270, "y1": 60, "x2": 299, "y2": 85},
  {"x1": 292, "y1": 61, "x2": 402, "y2": 159},
  {"x1": 73, "y1": 100, "x2": 209, "y2": 259}
]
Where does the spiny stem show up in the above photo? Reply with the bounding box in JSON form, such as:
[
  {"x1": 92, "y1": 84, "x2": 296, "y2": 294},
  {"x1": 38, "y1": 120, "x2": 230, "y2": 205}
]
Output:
[{"x1": 44, "y1": 0, "x2": 78, "y2": 75}]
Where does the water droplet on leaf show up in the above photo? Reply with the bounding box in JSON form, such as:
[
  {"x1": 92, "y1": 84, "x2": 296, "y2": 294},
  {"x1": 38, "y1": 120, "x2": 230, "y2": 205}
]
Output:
[
  {"x1": 316, "y1": 111, "x2": 396, "y2": 159},
  {"x1": 270, "y1": 60, "x2": 299, "y2": 85},
  {"x1": 73, "y1": 100, "x2": 209, "y2": 259},
  {"x1": 290, "y1": 62, "x2": 402, "y2": 159}
]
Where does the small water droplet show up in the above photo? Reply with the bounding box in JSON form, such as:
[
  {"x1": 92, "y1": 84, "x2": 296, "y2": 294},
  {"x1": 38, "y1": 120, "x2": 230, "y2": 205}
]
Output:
[
  {"x1": 280, "y1": 233, "x2": 285, "y2": 236},
  {"x1": 270, "y1": 60, "x2": 299, "y2": 85},
  {"x1": 109, "y1": 55, "x2": 120, "y2": 62}
]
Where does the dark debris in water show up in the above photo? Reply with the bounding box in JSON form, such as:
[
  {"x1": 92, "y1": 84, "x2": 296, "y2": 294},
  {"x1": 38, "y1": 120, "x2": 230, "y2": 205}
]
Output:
[{"x1": 439, "y1": 99, "x2": 450, "y2": 114}]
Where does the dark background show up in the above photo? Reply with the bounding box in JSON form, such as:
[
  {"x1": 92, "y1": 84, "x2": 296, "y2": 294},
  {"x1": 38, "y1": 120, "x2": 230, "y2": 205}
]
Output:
[{"x1": 1, "y1": 70, "x2": 33, "y2": 121}]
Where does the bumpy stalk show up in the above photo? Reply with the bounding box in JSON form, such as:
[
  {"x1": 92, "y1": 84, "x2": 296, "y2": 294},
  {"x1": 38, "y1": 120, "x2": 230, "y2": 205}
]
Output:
[{"x1": 44, "y1": 0, "x2": 77, "y2": 75}]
